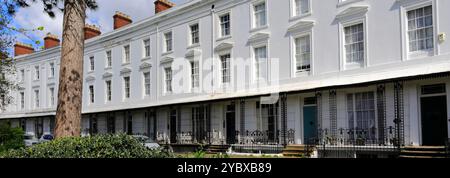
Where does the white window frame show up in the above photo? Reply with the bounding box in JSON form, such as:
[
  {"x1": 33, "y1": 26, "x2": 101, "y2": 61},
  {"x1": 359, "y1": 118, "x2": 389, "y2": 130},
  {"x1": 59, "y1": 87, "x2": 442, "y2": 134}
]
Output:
[
  {"x1": 251, "y1": 0, "x2": 268, "y2": 30},
  {"x1": 34, "y1": 89, "x2": 39, "y2": 109},
  {"x1": 106, "y1": 50, "x2": 112, "y2": 68},
  {"x1": 339, "y1": 17, "x2": 368, "y2": 71},
  {"x1": 164, "y1": 67, "x2": 172, "y2": 94},
  {"x1": 143, "y1": 72, "x2": 151, "y2": 97},
  {"x1": 290, "y1": 0, "x2": 311, "y2": 19},
  {"x1": 190, "y1": 61, "x2": 200, "y2": 90},
  {"x1": 143, "y1": 38, "x2": 151, "y2": 58},
  {"x1": 252, "y1": 43, "x2": 269, "y2": 82},
  {"x1": 123, "y1": 45, "x2": 130, "y2": 64},
  {"x1": 20, "y1": 69, "x2": 25, "y2": 83},
  {"x1": 105, "y1": 80, "x2": 112, "y2": 102},
  {"x1": 346, "y1": 90, "x2": 378, "y2": 140},
  {"x1": 164, "y1": 31, "x2": 173, "y2": 53},
  {"x1": 292, "y1": 31, "x2": 313, "y2": 77},
  {"x1": 20, "y1": 91, "x2": 25, "y2": 110},
  {"x1": 220, "y1": 53, "x2": 231, "y2": 85},
  {"x1": 49, "y1": 62, "x2": 55, "y2": 78},
  {"x1": 189, "y1": 23, "x2": 200, "y2": 46},
  {"x1": 89, "y1": 85, "x2": 94, "y2": 104},
  {"x1": 34, "y1": 65, "x2": 40, "y2": 80},
  {"x1": 400, "y1": 0, "x2": 438, "y2": 60},
  {"x1": 217, "y1": 11, "x2": 232, "y2": 39},
  {"x1": 123, "y1": 76, "x2": 131, "y2": 100},
  {"x1": 89, "y1": 56, "x2": 95, "y2": 72},
  {"x1": 49, "y1": 87, "x2": 55, "y2": 107}
]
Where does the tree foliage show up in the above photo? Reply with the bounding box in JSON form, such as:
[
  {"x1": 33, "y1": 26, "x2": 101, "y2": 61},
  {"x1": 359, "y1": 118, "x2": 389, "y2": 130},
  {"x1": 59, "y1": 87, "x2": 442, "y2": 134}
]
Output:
[
  {"x1": 0, "y1": 121, "x2": 25, "y2": 153},
  {"x1": 5, "y1": 0, "x2": 98, "y2": 17}
]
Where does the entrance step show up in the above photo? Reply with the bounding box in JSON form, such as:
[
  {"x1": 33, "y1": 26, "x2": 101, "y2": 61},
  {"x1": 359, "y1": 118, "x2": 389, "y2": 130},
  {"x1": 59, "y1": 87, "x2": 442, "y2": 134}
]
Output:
[
  {"x1": 282, "y1": 144, "x2": 313, "y2": 158},
  {"x1": 400, "y1": 146, "x2": 448, "y2": 158},
  {"x1": 206, "y1": 145, "x2": 230, "y2": 154}
]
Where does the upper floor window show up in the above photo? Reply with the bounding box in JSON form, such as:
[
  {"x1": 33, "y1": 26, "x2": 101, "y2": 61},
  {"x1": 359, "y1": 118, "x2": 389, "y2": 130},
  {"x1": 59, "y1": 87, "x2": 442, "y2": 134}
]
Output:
[
  {"x1": 106, "y1": 50, "x2": 112, "y2": 68},
  {"x1": 294, "y1": 0, "x2": 310, "y2": 17},
  {"x1": 20, "y1": 92, "x2": 25, "y2": 110},
  {"x1": 253, "y1": 1, "x2": 267, "y2": 28},
  {"x1": 344, "y1": 23, "x2": 364, "y2": 65},
  {"x1": 164, "y1": 32, "x2": 173, "y2": 52},
  {"x1": 295, "y1": 35, "x2": 311, "y2": 73},
  {"x1": 106, "y1": 80, "x2": 112, "y2": 102},
  {"x1": 220, "y1": 54, "x2": 231, "y2": 84},
  {"x1": 89, "y1": 85, "x2": 94, "y2": 104},
  {"x1": 190, "y1": 61, "x2": 199, "y2": 89},
  {"x1": 219, "y1": 13, "x2": 231, "y2": 37},
  {"x1": 407, "y1": 5, "x2": 433, "y2": 53},
  {"x1": 49, "y1": 62, "x2": 55, "y2": 78},
  {"x1": 254, "y1": 46, "x2": 268, "y2": 80},
  {"x1": 164, "y1": 67, "x2": 172, "y2": 93},
  {"x1": 143, "y1": 39, "x2": 151, "y2": 58},
  {"x1": 143, "y1": 72, "x2": 151, "y2": 96},
  {"x1": 123, "y1": 45, "x2": 130, "y2": 63},
  {"x1": 124, "y1": 76, "x2": 130, "y2": 99},
  {"x1": 89, "y1": 56, "x2": 95, "y2": 71},
  {"x1": 34, "y1": 89, "x2": 39, "y2": 108},
  {"x1": 20, "y1": 69, "x2": 25, "y2": 82},
  {"x1": 34, "y1": 66, "x2": 40, "y2": 80},
  {"x1": 49, "y1": 87, "x2": 55, "y2": 107},
  {"x1": 190, "y1": 24, "x2": 200, "y2": 45}
]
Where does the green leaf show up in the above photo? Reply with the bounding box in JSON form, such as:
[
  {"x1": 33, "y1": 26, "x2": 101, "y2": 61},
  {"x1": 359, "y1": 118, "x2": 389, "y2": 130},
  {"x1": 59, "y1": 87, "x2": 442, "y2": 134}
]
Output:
[{"x1": 37, "y1": 26, "x2": 44, "y2": 31}]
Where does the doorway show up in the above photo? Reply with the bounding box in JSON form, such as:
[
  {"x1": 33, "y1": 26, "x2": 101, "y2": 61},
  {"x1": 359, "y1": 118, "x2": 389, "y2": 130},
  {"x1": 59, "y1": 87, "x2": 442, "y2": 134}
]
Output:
[
  {"x1": 303, "y1": 97, "x2": 317, "y2": 144},
  {"x1": 226, "y1": 103, "x2": 236, "y2": 144},
  {"x1": 420, "y1": 84, "x2": 448, "y2": 146}
]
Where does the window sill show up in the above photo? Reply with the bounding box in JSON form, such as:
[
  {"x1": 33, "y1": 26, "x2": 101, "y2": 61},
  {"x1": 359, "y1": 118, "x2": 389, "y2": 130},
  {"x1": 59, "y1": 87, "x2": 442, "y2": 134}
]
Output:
[
  {"x1": 87, "y1": 70, "x2": 94, "y2": 74},
  {"x1": 104, "y1": 66, "x2": 112, "y2": 70},
  {"x1": 121, "y1": 62, "x2": 131, "y2": 66},
  {"x1": 289, "y1": 13, "x2": 312, "y2": 22},
  {"x1": 141, "y1": 56, "x2": 151, "y2": 61},
  {"x1": 337, "y1": 0, "x2": 364, "y2": 7},
  {"x1": 161, "y1": 51, "x2": 173, "y2": 56},
  {"x1": 407, "y1": 49, "x2": 435, "y2": 60},
  {"x1": 187, "y1": 43, "x2": 201, "y2": 49},
  {"x1": 48, "y1": 76, "x2": 55, "y2": 80},
  {"x1": 344, "y1": 62, "x2": 364, "y2": 70},
  {"x1": 295, "y1": 70, "x2": 311, "y2": 77},
  {"x1": 250, "y1": 25, "x2": 268, "y2": 33},
  {"x1": 216, "y1": 35, "x2": 232, "y2": 42}
]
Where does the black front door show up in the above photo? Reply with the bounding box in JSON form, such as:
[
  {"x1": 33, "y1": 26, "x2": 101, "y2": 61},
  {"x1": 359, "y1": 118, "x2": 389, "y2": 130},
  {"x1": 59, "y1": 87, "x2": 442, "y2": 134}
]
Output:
[
  {"x1": 421, "y1": 96, "x2": 448, "y2": 146},
  {"x1": 226, "y1": 104, "x2": 236, "y2": 144},
  {"x1": 170, "y1": 110, "x2": 177, "y2": 143}
]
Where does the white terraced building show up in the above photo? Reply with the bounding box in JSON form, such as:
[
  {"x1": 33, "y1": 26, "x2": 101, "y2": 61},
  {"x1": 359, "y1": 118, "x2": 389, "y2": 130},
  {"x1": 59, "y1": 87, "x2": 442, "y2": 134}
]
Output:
[{"x1": 1, "y1": 0, "x2": 450, "y2": 157}]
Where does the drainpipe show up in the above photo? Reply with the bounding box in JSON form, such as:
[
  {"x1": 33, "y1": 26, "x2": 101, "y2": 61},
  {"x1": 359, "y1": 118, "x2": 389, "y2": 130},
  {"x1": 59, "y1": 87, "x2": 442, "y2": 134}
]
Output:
[{"x1": 211, "y1": 4, "x2": 215, "y2": 95}]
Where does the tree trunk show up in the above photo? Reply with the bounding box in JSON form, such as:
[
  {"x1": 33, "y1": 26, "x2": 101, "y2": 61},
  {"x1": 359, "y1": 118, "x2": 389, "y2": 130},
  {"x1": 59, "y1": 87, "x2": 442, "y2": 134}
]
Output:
[{"x1": 55, "y1": 0, "x2": 87, "y2": 138}]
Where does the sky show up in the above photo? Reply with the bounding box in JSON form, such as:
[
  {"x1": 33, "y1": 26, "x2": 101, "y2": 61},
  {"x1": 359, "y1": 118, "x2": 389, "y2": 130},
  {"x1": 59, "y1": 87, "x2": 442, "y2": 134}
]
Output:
[{"x1": 11, "y1": 0, "x2": 190, "y2": 50}]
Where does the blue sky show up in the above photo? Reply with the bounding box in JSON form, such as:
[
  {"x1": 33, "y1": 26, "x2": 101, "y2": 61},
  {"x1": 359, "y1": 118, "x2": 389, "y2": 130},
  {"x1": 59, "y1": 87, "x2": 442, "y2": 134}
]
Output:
[{"x1": 11, "y1": 0, "x2": 189, "y2": 52}]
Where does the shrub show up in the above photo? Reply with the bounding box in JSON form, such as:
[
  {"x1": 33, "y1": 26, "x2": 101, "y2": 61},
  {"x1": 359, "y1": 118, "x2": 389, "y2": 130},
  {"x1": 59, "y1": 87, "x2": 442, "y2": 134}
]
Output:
[
  {"x1": 0, "y1": 134, "x2": 173, "y2": 158},
  {"x1": 0, "y1": 122, "x2": 25, "y2": 153}
]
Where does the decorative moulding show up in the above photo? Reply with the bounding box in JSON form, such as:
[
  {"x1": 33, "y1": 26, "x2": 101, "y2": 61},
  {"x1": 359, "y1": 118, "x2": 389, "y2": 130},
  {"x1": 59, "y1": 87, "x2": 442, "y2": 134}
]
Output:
[
  {"x1": 336, "y1": 6, "x2": 369, "y2": 20},
  {"x1": 287, "y1": 20, "x2": 315, "y2": 32}
]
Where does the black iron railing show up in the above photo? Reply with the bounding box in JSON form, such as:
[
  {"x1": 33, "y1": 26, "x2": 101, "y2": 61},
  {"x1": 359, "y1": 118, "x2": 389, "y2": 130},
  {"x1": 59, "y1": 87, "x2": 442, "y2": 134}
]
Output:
[{"x1": 307, "y1": 127, "x2": 400, "y2": 158}]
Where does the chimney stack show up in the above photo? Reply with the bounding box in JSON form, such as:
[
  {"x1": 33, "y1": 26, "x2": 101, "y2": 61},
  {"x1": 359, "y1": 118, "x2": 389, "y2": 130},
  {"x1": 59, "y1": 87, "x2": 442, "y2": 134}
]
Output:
[
  {"x1": 155, "y1": 0, "x2": 175, "y2": 14},
  {"x1": 84, "y1": 24, "x2": 101, "y2": 40},
  {"x1": 14, "y1": 42, "x2": 34, "y2": 57},
  {"x1": 113, "y1": 11, "x2": 132, "y2": 30},
  {"x1": 43, "y1": 33, "x2": 60, "y2": 49}
]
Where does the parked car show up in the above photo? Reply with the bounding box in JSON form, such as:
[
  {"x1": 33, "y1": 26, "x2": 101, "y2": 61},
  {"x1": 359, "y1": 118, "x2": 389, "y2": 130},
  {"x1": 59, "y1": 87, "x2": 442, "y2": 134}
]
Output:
[
  {"x1": 132, "y1": 135, "x2": 160, "y2": 150},
  {"x1": 39, "y1": 134, "x2": 54, "y2": 143},
  {"x1": 23, "y1": 134, "x2": 39, "y2": 147}
]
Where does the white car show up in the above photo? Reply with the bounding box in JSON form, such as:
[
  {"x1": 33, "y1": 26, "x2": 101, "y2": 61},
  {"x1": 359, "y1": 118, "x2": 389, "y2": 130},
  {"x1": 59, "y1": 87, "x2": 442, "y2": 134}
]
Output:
[
  {"x1": 39, "y1": 134, "x2": 54, "y2": 143},
  {"x1": 132, "y1": 135, "x2": 160, "y2": 150},
  {"x1": 23, "y1": 134, "x2": 39, "y2": 147}
]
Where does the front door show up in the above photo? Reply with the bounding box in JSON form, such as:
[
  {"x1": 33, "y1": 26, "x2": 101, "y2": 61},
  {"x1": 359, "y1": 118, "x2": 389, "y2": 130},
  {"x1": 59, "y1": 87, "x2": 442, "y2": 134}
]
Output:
[
  {"x1": 303, "y1": 106, "x2": 317, "y2": 143},
  {"x1": 226, "y1": 104, "x2": 236, "y2": 144},
  {"x1": 170, "y1": 110, "x2": 177, "y2": 143},
  {"x1": 421, "y1": 95, "x2": 448, "y2": 146}
]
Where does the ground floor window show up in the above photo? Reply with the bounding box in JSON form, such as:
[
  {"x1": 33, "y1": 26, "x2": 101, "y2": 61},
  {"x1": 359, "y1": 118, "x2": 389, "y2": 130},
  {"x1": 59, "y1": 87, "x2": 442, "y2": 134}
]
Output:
[{"x1": 347, "y1": 91, "x2": 376, "y2": 141}]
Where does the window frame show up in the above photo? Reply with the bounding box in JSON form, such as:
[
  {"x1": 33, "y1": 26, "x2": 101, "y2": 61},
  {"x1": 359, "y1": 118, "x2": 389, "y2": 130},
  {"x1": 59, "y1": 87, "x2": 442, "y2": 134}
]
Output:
[
  {"x1": 251, "y1": 0, "x2": 268, "y2": 30},
  {"x1": 143, "y1": 38, "x2": 151, "y2": 58},
  {"x1": 143, "y1": 72, "x2": 151, "y2": 97},
  {"x1": 49, "y1": 87, "x2": 55, "y2": 107},
  {"x1": 292, "y1": 32, "x2": 313, "y2": 76},
  {"x1": 49, "y1": 62, "x2": 55, "y2": 78},
  {"x1": 123, "y1": 76, "x2": 131, "y2": 100},
  {"x1": 220, "y1": 53, "x2": 231, "y2": 85},
  {"x1": 164, "y1": 67, "x2": 173, "y2": 94},
  {"x1": 89, "y1": 56, "x2": 95, "y2": 72},
  {"x1": 189, "y1": 23, "x2": 200, "y2": 46},
  {"x1": 34, "y1": 89, "x2": 39, "y2": 109},
  {"x1": 164, "y1": 31, "x2": 173, "y2": 53},
  {"x1": 123, "y1": 45, "x2": 131, "y2": 64},
  {"x1": 106, "y1": 50, "x2": 112, "y2": 68},
  {"x1": 218, "y1": 11, "x2": 231, "y2": 39},
  {"x1": 34, "y1": 65, "x2": 40, "y2": 80},
  {"x1": 400, "y1": 1, "x2": 438, "y2": 60},
  {"x1": 339, "y1": 17, "x2": 368, "y2": 71},
  {"x1": 190, "y1": 61, "x2": 200, "y2": 89},
  {"x1": 105, "y1": 80, "x2": 112, "y2": 102},
  {"x1": 89, "y1": 85, "x2": 94, "y2": 104},
  {"x1": 252, "y1": 44, "x2": 269, "y2": 82},
  {"x1": 290, "y1": 0, "x2": 312, "y2": 20},
  {"x1": 20, "y1": 91, "x2": 25, "y2": 110}
]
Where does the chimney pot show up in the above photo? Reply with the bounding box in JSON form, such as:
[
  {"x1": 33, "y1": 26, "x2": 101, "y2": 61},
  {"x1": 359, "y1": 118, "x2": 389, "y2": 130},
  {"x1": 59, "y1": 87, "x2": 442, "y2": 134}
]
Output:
[
  {"x1": 14, "y1": 42, "x2": 34, "y2": 57},
  {"x1": 44, "y1": 33, "x2": 60, "y2": 49},
  {"x1": 84, "y1": 24, "x2": 101, "y2": 40},
  {"x1": 155, "y1": 0, "x2": 175, "y2": 14},
  {"x1": 113, "y1": 11, "x2": 132, "y2": 30}
]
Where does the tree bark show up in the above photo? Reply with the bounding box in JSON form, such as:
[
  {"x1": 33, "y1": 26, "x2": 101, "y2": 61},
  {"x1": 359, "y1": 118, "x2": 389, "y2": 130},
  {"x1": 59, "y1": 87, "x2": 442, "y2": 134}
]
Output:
[{"x1": 55, "y1": 0, "x2": 87, "y2": 138}]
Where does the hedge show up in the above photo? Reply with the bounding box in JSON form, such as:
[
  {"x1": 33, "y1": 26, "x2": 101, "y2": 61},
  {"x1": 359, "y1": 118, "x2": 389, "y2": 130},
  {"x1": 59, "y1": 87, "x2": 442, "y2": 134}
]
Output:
[{"x1": 0, "y1": 134, "x2": 173, "y2": 158}]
